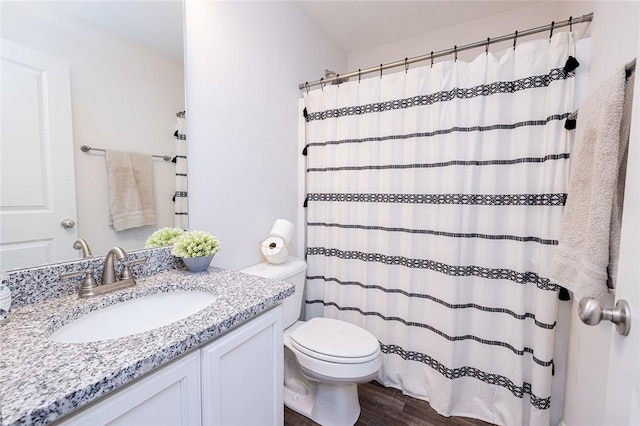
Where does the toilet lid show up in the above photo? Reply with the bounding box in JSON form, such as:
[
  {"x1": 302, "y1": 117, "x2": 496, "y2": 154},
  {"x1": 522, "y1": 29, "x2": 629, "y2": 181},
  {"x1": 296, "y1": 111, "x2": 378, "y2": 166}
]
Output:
[{"x1": 289, "y1": 317, "x2": 380, "y2": 363}]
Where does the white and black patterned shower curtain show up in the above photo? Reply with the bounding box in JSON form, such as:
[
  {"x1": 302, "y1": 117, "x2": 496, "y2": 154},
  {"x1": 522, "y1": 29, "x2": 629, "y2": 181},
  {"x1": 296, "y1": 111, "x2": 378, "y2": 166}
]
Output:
[
  {"x1": 175, "y1": 111, "x2": 188, "y2": 230},
  {"x1": 303, "y1": 33, "x2": 578, "y2": 425}
]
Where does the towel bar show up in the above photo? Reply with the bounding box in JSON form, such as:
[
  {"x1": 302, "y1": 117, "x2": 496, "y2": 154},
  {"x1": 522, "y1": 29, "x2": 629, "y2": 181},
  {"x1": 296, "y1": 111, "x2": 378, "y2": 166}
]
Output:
[
  {"x1": 80, "y1": 145, "x2": 172, "y2": 162},
  {"x1": 567, "y1": 58, "x2": 636, "y2": 122}
]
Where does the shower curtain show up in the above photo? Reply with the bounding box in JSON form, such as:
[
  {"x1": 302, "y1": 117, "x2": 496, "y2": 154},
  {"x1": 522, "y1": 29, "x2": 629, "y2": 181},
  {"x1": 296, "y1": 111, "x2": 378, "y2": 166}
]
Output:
[
  {"x1": 303, "y1": 33, "x2": 578, "y2": 425},
  {"x1": 174, "y1": 111, "x2": 189, "y2": 230}
]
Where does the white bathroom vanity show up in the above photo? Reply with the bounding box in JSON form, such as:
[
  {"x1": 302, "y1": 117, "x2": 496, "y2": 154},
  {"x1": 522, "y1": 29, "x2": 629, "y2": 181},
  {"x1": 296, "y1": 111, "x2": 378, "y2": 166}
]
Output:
[
  {"x1": 58, "y1": 306, "x2": 283, "y2": 426},
  {"x1": 0, "y1": 263, "x2": 293, "y2": 426}
]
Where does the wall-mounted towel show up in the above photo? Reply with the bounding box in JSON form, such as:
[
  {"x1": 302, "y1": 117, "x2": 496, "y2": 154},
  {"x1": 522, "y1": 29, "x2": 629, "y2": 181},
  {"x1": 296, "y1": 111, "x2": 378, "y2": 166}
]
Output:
[
  {"x1": 105, "y1": 150, "x2": 156, "y2": 231},
  {"x1": 550, "y1": 65, "x2": 634, "y2": 302}
]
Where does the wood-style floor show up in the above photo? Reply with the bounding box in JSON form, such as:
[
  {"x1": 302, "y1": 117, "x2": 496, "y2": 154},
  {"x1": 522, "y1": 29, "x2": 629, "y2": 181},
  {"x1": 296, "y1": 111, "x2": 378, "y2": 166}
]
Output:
[{"x1": 284, "y1": 380, "x2": 494, "y2": 426}]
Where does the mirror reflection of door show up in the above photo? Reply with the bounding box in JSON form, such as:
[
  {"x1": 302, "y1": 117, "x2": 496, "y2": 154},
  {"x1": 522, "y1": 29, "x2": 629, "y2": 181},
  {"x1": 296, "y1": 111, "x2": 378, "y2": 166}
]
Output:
[{"x1": 1, "y1": 38, "x2": 78, "y2": 271}]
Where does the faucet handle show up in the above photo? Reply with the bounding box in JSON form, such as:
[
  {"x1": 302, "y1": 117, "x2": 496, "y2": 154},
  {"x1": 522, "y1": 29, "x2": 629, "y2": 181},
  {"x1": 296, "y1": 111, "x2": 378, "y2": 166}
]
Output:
[
  {"x1": 120, "y1": 257, "x2": 147, "y2": 281},
  {"x1": 61, "y1": 269, "x2": 98, "y2": 298},
  {"x1": 128, "y1": 257, "x2": 148, "y2": 267},
  {"x1": 61, "y1": 268, "x2": 94, "y2": 281},
  {"x1": 120, "y1": 262, "x2": 134, "y2": 281}
]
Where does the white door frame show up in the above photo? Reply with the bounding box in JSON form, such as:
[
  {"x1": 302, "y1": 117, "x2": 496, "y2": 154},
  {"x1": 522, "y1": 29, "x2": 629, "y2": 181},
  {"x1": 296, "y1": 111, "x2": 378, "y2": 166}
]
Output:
[{"x1": 602, "y1": 16, "x2": 640, "y2": 425}]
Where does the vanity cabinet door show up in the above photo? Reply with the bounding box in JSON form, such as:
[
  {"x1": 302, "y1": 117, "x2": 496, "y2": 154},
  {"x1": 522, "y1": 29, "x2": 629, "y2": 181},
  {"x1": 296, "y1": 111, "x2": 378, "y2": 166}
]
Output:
[
  {"x1": 58, "y1": 351, "x2": 201, "y2": 426},
  {"x1": 201, "y1": 305, "x2": 283, "y2": 426}
]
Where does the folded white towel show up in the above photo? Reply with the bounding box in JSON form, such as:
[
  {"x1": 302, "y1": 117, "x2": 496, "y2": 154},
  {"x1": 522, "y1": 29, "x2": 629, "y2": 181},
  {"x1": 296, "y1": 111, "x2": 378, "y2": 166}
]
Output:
[
  {"x1": 550, "y1": 66, "x2": 633, "y2": 302},
  {"x1": 105, "y1": 150, "x2": 156, "y2": 231}
]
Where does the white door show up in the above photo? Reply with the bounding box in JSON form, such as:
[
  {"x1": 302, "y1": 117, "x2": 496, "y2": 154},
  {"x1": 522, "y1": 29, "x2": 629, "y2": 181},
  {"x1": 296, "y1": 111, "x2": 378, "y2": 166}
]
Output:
[
  {"x1": 0, "y1": 39, "x2": 78, "y2": 270},
  {"x1": 603, "y1": 24, "x2": 640, "y2": 425}
]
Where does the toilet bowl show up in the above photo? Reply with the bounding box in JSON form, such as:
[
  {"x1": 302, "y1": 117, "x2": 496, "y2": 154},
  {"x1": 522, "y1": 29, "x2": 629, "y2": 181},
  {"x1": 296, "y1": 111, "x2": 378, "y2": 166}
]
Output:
[{"x1": 241, "y1": 257, "x2": 381, "y2": 426}]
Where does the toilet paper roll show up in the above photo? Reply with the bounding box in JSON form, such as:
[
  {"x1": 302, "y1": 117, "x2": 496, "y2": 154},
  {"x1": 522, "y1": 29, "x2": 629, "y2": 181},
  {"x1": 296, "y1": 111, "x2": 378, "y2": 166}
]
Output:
[
  {"x1": 261, "y1": 236, "x2": 289, "y2": 264},
  {"x1": 268, "y1": 219, "x2": 294, "y2": 245}
]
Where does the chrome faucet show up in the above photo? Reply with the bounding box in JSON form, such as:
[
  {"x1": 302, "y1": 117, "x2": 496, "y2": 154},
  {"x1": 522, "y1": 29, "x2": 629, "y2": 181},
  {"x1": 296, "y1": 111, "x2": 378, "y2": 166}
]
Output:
[
  {"x1": 60, "y1": 247, "x2": 147, "y2": 298},
  {"x1": 102, "y1": 246, "x2": 128, "y2": 285},
  {"x1": 73, "y1": 239, "x2": 93, "y2": 258}
]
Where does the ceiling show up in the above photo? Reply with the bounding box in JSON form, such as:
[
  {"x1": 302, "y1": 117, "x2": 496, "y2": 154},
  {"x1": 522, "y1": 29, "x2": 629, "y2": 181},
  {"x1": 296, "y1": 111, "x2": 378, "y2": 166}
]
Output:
[
  {"x1": 296, "y1": 1, "x2": 543, "y2": 54},
  {"x1": 48, "y1": 1, "x2": 544, "y2": 60},
  {"x1": 49, "y1": 0, "x2": 184, "y2": 61}
]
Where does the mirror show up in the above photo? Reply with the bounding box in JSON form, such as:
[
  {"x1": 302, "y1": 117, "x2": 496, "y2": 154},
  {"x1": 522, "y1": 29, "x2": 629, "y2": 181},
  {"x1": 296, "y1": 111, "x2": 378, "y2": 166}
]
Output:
[{"x1": 1, "y1": 1, "x2": 185, "y2": 270}]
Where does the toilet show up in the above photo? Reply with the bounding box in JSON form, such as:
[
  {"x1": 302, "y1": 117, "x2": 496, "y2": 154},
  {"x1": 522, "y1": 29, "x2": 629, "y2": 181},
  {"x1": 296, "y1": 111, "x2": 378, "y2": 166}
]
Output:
[{"x1": 241, "y1": 256, "x2": 381, "y2": 426}]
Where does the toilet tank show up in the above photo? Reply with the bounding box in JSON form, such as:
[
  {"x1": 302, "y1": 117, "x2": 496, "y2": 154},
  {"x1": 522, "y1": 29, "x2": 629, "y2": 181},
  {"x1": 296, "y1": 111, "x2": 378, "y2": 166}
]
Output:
[{"x1": 241, "y1": 257, "x2": 307, "y2": 328}]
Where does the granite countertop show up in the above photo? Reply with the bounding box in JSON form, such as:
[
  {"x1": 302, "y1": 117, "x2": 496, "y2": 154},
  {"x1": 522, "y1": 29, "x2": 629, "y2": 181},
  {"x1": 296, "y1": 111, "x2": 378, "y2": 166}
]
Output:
[{"x1": 0, "y1": 267, "x2": 294, "y2": 426}]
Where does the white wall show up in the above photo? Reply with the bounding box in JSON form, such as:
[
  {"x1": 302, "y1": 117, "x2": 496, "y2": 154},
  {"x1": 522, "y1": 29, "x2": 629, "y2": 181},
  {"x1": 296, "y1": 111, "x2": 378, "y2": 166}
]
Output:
[
  {"x1": 184, "y1": 0, "x2": 346, "y2": 270},
  {"x1": 1, "y1": 2, "x2": 184, "y2": 257},
  {"x1": 348, "y1": 2, "x2": 570, "y2": 71},
  {"x1": 348, "y1": 2, "x2": 639, "y2": 425}
]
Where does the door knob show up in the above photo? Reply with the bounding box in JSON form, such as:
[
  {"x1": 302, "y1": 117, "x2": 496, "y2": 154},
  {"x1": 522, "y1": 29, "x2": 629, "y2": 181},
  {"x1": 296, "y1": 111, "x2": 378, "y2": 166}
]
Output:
[
  {"x1": 61, "y1": 219, "x2": 76, "y2": 229},
  {"x1": 578, "y1": 297, "x2": 631, "y2": 336}
]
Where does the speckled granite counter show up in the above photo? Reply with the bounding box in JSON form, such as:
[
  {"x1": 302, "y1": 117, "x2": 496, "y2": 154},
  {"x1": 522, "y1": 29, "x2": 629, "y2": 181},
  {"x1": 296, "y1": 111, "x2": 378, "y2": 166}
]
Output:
[{"x1": 0, "y1": 267, "x2": 294, "y2": 426}]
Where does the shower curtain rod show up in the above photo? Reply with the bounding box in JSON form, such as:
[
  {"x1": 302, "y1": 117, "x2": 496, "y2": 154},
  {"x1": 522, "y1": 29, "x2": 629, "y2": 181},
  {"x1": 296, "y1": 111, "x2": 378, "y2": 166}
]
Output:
[{"x1": 298, "y1": 13, "x2": 593, "y2": 90}]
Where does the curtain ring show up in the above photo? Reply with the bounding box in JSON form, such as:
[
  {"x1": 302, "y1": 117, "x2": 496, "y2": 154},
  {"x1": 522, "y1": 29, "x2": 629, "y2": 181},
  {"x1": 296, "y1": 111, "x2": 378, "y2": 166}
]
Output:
[
  {"x1": 358, "y1": 68, "x2": 361, "y2": 83},
  {"x1": 513, "y1": 30, "x2": 518, "y2": 50},
  {"x1": 486, "y1": 37, "x2": 490, "y2": 55},
  {"x1": 405, "y1": 57, "x2": 409, "y2": 73},
  {"x1": 320, "y1": 77, "x2": 324, "y2": 91},
  {"x1": 336, "y1": 74, "x2": 341, "y2": 85},
  {"x1": 431, "y1": 51, "x2": 434, "y2": 68},
  {"x1": 569, "y1": 16, "x2": 573, "y2": 32},
  {"x1": 305, "y1": 82, "x2": 309, "y2": 94},
  {"x1": 380, "y1": 64, "x2": 383, "y2": 79},
  {"x1": 549, "y1": 21, "x2": 555, "y2": 40},
  {"x1": 454, "y1": 45, "x2": 457, "y2": 62}
]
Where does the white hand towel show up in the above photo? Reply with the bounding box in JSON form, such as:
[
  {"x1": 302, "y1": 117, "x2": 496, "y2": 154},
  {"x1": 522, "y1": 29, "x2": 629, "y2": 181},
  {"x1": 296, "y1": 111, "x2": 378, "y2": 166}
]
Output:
[
  {"x1": 550, "y1": 66, "x2": 633, "y2": 302},
  {"x1": 608, "y1": 69, "x2": 634, "y2": 288},
  {"x1": 105, "y1": 150, "x2": 156, "y2": 231}
]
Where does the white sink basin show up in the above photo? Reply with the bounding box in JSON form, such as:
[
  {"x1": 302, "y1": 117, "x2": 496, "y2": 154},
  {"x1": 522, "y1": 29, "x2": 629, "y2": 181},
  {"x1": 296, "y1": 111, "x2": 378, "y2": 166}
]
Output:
[{"x1": 50, "y1": 290, "x2": 217, "y2": 343}]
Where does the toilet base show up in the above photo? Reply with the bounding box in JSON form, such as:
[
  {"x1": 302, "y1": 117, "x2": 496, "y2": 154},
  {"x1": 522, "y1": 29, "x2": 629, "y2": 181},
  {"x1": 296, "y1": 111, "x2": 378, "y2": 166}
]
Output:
[{"x1": 284, "y1": 382, "x2": 361, "y2": 426}]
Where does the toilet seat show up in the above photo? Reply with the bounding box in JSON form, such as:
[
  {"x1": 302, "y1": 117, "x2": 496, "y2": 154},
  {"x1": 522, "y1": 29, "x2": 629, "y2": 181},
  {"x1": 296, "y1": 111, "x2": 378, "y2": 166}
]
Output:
[{"x1": 289, "y1": 317, "x2": 380, "y2": 364}]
